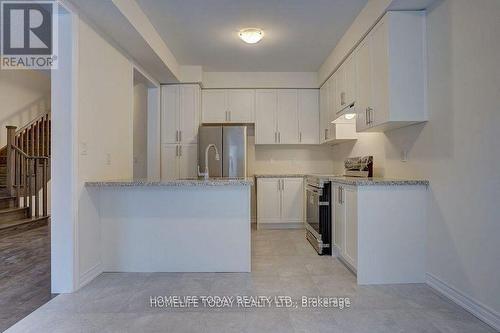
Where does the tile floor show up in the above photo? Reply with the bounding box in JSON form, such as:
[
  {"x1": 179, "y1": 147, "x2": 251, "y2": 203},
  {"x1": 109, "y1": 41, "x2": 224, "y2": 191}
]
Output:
[{"x1": 6, "y1": 227, "x2": 496, "y2": 332}]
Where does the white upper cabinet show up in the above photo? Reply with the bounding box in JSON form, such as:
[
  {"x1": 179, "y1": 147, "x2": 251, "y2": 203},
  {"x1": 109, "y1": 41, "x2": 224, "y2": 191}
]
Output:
[
  {"x1": 277, "y1": 89, "x2": 299, "y2": 144},
  {"x1": 342, "y1": 54, "x2": 357, "y2": 112},
  {"x1": 202, "y1": 89, "x2": 227, "y2": 123},
  {"x1": 179, "y1": 85, "x2": 200, "y2": 144},
  {"x1": 334, "y1": 54, "x2": 356, "y2": 115},
  {"x1": 202, "y1": 89, "x2": 255, "y2": 123},
  {"x1": 227, "y1": 89, "x2": 255, "y2": 123},
  {"x1": 319, "y1": 82, "x2": 329, "y2": 144},
  {"x1": 255, "y1": 89, "x2": 278, "y2": 144},
  {"x1": 162, "y1": 86, "x2": 179, "y2": 144},
  {"x1": 355, "y1": 37, "x2": 372, "y2": 133},
  {"x1": 162, "y1": 84, "x2": 200, "y2": 144},
  {"x1": 255, "y1": 89, "x2": 319, "y2": 145},
  {"x1": 161, "y1": 84, "x2": 200, "y2": 181},
  {"x1": 355, "y1": 11, "x2": 427, "y2": 132},
  {"x1": 319, "y1": 74, "x2": 357, "y2": 145},
  {"x1": 298, "y1": 90, "x2": 319, "y2": 144}
]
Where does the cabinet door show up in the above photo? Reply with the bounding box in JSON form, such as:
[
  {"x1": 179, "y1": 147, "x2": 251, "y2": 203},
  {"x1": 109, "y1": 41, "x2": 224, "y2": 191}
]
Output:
[
  {"x1": 333, "y1": 185, "x2": 345, "y2": 253},
  {"x1": 298, "y1": 90, "x2": 319, "y2": 144},
  {"x1": 344, "y1": 54, "x2": 356, "y2": 108},
  {"x1": 227, "y1": 89, "x2": 255, "y2": 123},
  {"x1": 161, "y1": 86, "x2": 179, "y2": 144},
  {"x1": 161, "y1": 144, "x2": 179, "y2": 180},
  {"x1": 257, "y1": 178, "x2": 282, "y2": 223},
  {"x1": 334, "y1": 64, "x2": 345, "y2": 113},
  {"x1": 327, "y1": 75, "x2": 337, "y2": 139},
  {"x1": 281, "y1": 178, "x2": 304, "y2": 223},
  {"x1": 178, "y1": 144, "x2": 198, "y2": 179},
  {"x1": 255, "y1": 90, "x2": 277, "y2": 144},
  {"x1": 179, "y1": 85, "x2": 199, "y2": 144},
  {"x1": 277, "y1": 89, "x2": 299, "y2": 144},
  {"x1": 343, "y1": 187, "x2": 357, "y2": 269},
  {"x1": 202, "y1": 90, "x2": 227, "y2": 123},
  {"x1": 370, "y1": 17, "x2": 390, "y2": 128},
  {"x1": 319, "y1": 83, "x2": 329, "y2": 143},
  {"x1": 355, "y1": 38, "x2": 372, "y2": 132}
]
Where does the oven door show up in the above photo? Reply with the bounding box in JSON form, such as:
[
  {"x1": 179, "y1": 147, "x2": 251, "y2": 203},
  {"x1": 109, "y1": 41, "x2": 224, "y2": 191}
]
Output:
[{"x1": 305, "y1": 184, "x2": 322, "y2": 240}]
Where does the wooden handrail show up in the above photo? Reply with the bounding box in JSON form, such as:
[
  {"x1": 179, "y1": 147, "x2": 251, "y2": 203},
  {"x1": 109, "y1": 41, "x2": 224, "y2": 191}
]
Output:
[
  {"x1": 15, "y1": 112, "x2": 50, "y2": 135},
  {"x1": 6, "y1": 118, "x2": 51, "y2": 218},
  {"x1": 11, "y1": 145, "x2": 49, "y2": 160}
]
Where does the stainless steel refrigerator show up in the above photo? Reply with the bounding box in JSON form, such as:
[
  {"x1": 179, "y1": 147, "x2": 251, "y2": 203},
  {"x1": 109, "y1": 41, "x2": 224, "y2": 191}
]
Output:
[{"x1": 198, "y1": 125, "x2": 247, "y2": 178}]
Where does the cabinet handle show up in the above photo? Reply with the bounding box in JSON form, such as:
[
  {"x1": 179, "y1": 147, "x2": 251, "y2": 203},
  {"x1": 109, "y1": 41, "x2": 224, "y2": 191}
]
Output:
[
  {"x1": 275, "y1": 131, "x2": 277, "y2": 143},
  {"x1": 341, "y1": 92, "x2": 346, "y2": 106},
  {"x1": 176, "y1": 130, "x2": 179, "y2": 142},
  {"x1": 365, "y1": 108, "x2": 369, "y2": 125},
  {"x1": 228, "y1": 111, "x2": 231, "y2": 122},
  {"x1": 176, "y1": 145, "x2": 179, "y2": 157},
  {"x1": 179, "y1": 130, "x2": 182, "y2": 142},
  {"x1": 368, "y1": 107, "x2": 373, "y2": 124},
  {"x1": 179, "y1": 145, "x2": 182, "y2": 157},
  {"x1": 281, "y1": 179, "x2": 284, "y2": 191},
  {"x1": 277, "y1": 179, "x2": 281, "y2": 191},
  {"x1": 278, "y1": 132, "x2": 281, "y2": 143},
  {"x1": 299, "y1": 132, "x2": 302, "y2": 143}
]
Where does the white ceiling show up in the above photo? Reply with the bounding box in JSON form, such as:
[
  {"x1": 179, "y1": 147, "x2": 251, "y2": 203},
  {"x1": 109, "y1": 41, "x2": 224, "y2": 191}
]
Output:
[{"x1": 136, "y1": 0, "x2": 368, "y2": 72}]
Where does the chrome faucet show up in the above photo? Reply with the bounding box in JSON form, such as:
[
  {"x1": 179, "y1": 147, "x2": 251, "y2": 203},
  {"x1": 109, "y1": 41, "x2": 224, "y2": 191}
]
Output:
[{"x1": 198, "y1": 144, "x2": 220, "y2": 180}]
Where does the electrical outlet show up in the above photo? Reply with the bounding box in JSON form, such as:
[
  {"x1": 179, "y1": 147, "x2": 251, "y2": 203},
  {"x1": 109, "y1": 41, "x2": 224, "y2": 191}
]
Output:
[
  {"x1": 401, "y1": 150, "x2": 408, "y2": 162},
  {"x1": 80, "y1": 142, "x2": 88, "y2": 156},
  {"x1": 106, "y1": 153, "x2": 112, "y2": 165}
]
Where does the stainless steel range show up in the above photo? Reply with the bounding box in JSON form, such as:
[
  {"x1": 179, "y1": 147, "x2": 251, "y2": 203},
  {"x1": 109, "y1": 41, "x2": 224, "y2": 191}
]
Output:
[{"x1": 305, "y1": 176, "x2": 332, "y2": 255}]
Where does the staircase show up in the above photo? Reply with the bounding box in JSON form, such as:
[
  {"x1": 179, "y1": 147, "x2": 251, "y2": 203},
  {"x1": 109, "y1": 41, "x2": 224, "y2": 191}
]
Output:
[{"x1": 0, "y1": 113, "x2": 51, "y2": 235}]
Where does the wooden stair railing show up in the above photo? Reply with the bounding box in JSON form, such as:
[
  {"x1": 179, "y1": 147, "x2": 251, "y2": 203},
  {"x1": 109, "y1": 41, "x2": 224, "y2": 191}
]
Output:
[{"x1": 5, "y1": 113, "x2": 51, "y2": 218}]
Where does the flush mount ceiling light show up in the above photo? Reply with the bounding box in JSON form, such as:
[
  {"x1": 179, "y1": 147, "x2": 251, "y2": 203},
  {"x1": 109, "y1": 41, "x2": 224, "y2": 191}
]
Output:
[
  {"x1": 345, "y1": 113, "x2": 356, "y2": 120},
  {"x1": 238, "y1": 28, "x2": 264, "y2": 44}
]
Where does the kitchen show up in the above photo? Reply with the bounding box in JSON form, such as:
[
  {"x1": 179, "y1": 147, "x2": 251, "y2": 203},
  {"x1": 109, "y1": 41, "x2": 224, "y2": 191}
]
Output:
[{"x1": 7, "y1": 0, "x2": 499, "y2": 332}]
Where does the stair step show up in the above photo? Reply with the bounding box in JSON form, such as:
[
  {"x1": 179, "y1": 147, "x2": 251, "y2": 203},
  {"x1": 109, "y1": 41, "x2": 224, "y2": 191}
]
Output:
[
  {"x1": 0, "y1": 207, "x2": 29, "y2": 222},
  {"x1": 0, "y1": 216, "x2": 49, "y2": 235},
  {"x1": 0, "y1": 196, "x2": 17, "y2": 209}
]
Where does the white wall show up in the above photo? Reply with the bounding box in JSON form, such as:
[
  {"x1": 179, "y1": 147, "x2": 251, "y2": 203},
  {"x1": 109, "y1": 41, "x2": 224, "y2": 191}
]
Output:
[
  {"x1": 0, "y1": 70, "x2": 51, "y2": 147},
  {"x1": 246, "y1": 127, "x2": 334, "y2": 220},
  {"x1": 202, "y1": 72, "x2": 318, "y2": 89},
  {"x1": 77, "y1": 18, "x2": 134, "y2": 288},
  {"x1": 133, "y1": 82, "x2": 148, "y2": 179},
  {"x1": 331, "y1": 0, "x2": 500, "y2": 321}
]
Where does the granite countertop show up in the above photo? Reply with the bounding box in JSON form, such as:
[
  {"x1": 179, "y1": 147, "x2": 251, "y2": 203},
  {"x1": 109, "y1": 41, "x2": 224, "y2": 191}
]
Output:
[
  {"x1": 310, "y1": 175, "x2": 429, "y2": 186},
  {"x1": 254, "y1": 173, "x2": 429, "y2": 186},
  {"x1": 254, "y1": 174, "x2": 306, "y2": 178},
  {"x1": 85, "y1": 178, "x2": 254, "y2": 187}
]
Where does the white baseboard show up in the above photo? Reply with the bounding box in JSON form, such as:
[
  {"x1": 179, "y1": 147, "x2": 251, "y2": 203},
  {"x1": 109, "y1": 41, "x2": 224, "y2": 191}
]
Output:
[
  {"x1": 426, "y1": 273, "x2": 500, "y2": 331},
  {"x1": 78, "y1": 261, "x2": 102, "y2": 290}
]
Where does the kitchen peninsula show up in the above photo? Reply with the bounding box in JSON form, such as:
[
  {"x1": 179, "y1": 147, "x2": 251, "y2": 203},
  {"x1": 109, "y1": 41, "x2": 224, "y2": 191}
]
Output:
[{"x1": 85, "y1": 178, "x2": 253, "y2": 272}]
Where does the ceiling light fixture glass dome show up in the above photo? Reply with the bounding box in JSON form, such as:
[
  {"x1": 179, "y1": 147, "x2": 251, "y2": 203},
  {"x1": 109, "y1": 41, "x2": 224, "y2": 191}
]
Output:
[{"x1": 239, "y1": 28, "x2": 264, "y2": 44}]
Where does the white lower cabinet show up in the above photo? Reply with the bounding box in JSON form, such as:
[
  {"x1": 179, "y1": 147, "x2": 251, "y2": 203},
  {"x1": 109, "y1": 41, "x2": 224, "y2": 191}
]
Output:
[
  {"x1": 161, "y1": 144, "x2": 197, "y2": 180},
  {"x1": 331, "y1": 182, "x2": 428, "y2": 285},
  {"x1": 257, "y1": 177, "x2": 304, "y2": 228},
  {"x1": 333, "y1": 184, "x2": 357, "y2": 271}
]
